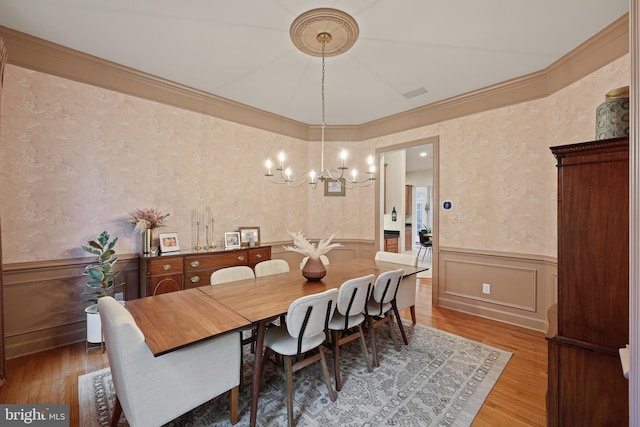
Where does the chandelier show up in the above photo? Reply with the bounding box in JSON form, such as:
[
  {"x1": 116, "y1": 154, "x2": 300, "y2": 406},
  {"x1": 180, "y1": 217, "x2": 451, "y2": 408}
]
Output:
[{"x1": 265, "y1": 8, "x2": 376, "y2": 189}]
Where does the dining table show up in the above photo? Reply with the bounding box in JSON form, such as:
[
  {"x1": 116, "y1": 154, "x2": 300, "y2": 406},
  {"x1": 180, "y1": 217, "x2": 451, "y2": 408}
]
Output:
[{"x1": 127, "y1": 258, "x2": 427, "y2": 427}]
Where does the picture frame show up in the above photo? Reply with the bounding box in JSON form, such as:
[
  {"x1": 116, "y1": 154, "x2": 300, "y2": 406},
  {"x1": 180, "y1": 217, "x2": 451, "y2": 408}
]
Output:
[
  {"x1": 224, "y1": 231, "x2": 241, "y2": 249},
  {"x1": 158, "y1": 232, "x2": 180, "y2": 253},
  {"x1": 238, "y1": 227, "x2": 260, "y2": 247},
  {"x1": 324, "y1": 178, "x2": 346, "y2": 196}
]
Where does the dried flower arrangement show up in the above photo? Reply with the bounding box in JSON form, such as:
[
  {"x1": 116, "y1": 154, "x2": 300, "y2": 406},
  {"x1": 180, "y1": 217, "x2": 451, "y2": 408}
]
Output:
[
  {"x1": 129, "y1": 208, "x2": 170, "y2": 233},
  {"x1": 282, "y1": 230, "x2": 342, "y2": 259}
]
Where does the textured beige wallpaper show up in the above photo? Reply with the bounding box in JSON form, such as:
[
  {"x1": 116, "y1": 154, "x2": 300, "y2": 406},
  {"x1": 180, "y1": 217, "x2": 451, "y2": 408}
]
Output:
[
  {"x1": 0, "y1": 54, "x2": 630, "y2": 263},
  {"x1": 373, "y1": 54, "x2": 630, "y2": 257}
]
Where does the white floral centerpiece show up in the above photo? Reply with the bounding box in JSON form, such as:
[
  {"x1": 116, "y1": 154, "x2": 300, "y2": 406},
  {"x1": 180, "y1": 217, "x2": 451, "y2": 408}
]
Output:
[
  {"x1": 283, "y1": 230, "x2": 342, "y2": 259},
  {"x1": 283, "y1": 230, "x2": 342, "y2": 281}
]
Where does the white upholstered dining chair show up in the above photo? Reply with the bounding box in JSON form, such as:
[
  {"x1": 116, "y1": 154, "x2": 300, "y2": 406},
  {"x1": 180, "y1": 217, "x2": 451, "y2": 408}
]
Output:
[
  {"x1": 262, "y1": 288, "x2": 338, "y2": 427},
  {"x1": 255, "y1": 259, "x2": 290, "y2": 277},
  {"x1": 98, "y1": 296, "x2": 241, "y2": 427},
  {"x1": 210, "y1": 265, "x2": 255, "y2": 284},
  {"x1": 374, "y1": 251, "x2": 419, "y2": 327},
  {"x1": 328, "y1": 274, "x2": 374, "y2": 391},
  {"x1": 210, "y1": 265, "x2": 257, "y2": 378},
  {"x1": 366, "y1": 268, "x2": 405, "y2": 367}
]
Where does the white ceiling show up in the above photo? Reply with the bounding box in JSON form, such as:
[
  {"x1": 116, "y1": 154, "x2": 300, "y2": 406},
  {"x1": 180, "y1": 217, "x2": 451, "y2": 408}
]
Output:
[{"x1": 0, "y1": 0, "x2": 629, "y2": 127}]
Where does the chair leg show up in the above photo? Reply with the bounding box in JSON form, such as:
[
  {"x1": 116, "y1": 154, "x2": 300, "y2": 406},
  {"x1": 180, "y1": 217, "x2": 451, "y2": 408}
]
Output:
[
  {"x1": 386, "y1": 314, "x2": 401, "y2": 352},
  {"x1": 110, "y1": 396, "x2": 122, "y2": 427},
  {"x1": 283, "y1": 356, "x2": 295, "y2": 427},
  {"x1": 369, "y1": 316, "x2": 380, "y2": 367},
  {"x1": 318, "y1": 345, "x2": 337, "y2": 402},
  {"x1": 409, "y1": 305, "x2": 417, "y2": 325},
  {"x1": 229, "y1": 385, "x2": 239, "y2": 425},
  {"x1": 392, "y1": 303, "x2": 409, "y2": 345},
  {"x1": 332, "y1": 330, "x2": 343, "y2": 391},
  {"x1": 357, "y1": 324, "x2": 374, "y2": 373}
]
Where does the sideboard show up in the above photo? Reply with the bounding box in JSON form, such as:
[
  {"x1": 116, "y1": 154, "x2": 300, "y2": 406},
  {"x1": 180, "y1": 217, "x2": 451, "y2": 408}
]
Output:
[{"x1": 139, "y1": 246, "x2": 271, "y2": 297}]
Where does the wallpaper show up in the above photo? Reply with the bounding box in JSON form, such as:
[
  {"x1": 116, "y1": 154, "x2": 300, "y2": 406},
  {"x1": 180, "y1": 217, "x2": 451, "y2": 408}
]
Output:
[
  {"x1": 372, "y1": 54, "x2": 630, "y2": 257},
  {"x1": 0, "y1": 54, "x2": 630, "y2": 263}
]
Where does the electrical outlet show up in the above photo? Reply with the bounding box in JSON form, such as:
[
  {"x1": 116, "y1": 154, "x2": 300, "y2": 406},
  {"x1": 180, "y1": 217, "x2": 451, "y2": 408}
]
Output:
[{"x1": 482, "y1": 283, "x2": 491, "y2": 294}]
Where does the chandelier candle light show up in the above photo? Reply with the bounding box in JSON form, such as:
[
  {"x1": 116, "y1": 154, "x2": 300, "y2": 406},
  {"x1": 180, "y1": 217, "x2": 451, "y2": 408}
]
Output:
[{"x1": 265, "y1": 8, "x2": 375, "y2": 189}]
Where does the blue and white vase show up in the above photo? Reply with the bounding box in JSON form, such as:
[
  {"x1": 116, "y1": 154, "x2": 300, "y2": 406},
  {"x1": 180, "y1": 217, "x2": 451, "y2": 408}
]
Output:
[{"x1": 595, "y1": 86, "x2": 629, "y2": 140}]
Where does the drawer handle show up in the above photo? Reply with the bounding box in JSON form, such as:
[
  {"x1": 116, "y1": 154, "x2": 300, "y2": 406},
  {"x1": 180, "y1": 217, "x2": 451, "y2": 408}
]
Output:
[
  {"x1": 237, "y1": 255, "x2": 245, "y2": 261},
  {"x1": 190, "y1": 260, "x2": 200, "y2": 268},
  {"x1": 190, "y1": 276, "x2": 201, "y2": 283},
  {"x1": 162, "y1": 264, "x2": 172, "y2": 271},
  {"x1": 256, "y1": 254, "x2": 262, "y2": 259}
]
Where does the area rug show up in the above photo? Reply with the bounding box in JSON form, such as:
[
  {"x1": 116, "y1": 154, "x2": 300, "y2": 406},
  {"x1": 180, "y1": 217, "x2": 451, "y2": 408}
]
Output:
[{"x1": 79, "y1": 323, "x2": 511, "y2": 426}]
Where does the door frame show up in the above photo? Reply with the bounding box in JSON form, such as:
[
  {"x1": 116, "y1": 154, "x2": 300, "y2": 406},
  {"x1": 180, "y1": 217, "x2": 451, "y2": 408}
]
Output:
[{"x1": 374, "y1": 135, "x2": 440, "y2": 305}]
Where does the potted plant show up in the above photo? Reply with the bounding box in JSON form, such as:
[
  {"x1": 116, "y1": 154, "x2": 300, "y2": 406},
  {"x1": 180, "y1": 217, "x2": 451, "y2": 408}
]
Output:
[{"x1": 81, "y1": 230, "x2": 124, "y2": 344}]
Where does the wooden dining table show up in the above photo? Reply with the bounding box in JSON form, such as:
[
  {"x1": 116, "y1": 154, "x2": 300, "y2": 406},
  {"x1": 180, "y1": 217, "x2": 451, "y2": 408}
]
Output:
[
  {"x1": 125, "y1": 287, "x2": 251, "y2": 356},
  {"x1": 127, "y1": 258, "x2": 427, "y2": 427}
]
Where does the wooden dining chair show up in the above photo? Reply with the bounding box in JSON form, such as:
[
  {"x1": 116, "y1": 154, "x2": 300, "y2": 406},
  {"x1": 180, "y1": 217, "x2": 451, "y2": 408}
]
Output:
[
  {"x1": 366, "y1": 268, "x2": 405, "y2": 367},
  {"x1": 98, "y1": 296, "x2": 241, "y2": 426},
  {"x1": 261, "y1": 288, "x2": 338, "y2": 427},
  {"x1": 328, "y1": 274, "x2": 374, "y2": 391}
]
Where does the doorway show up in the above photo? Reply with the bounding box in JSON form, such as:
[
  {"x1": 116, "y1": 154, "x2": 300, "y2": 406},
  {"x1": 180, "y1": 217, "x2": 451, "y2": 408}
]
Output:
[{"x1": 375, "y1": 136, "x2": 439, "y2": 304}]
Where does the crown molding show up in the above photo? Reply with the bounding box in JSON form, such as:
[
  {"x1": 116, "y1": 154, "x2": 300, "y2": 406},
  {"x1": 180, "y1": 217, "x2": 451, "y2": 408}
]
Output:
[{"x1": 0, "y1": 13, "x2": 629, "y2": 142}]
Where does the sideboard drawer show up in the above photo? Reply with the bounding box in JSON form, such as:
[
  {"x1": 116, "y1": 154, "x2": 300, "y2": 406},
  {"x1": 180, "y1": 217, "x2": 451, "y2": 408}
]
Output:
[
  {"x1": 249, "y1": 246, "x2": 271, "y2": 265},
  {"x1": 148, "y1": 257, "x2": 184, "y2": 275},
  {"x1": 184, "y1": 270, "x2": 214, "y2": 288},
  {"x1": 184, "y1": 250, "x2": 248, "y2": 271}
]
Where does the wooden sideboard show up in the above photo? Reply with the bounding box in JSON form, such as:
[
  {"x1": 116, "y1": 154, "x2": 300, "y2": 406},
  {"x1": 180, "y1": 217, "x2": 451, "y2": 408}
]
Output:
[
  {"x1": 547, "y1": 137, "x2": 629, "y2": 426},
  {"x1": 139, "y1": 246, "x2": 271, "y2": 297}
]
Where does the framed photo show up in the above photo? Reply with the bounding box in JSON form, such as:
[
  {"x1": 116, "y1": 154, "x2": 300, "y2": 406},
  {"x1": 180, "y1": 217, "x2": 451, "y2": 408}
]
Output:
[
  {"x1": 238, "y1": 227, "x2": 260, "y2": 247},
  {"x1": 224, "y1": 231, "x2": 241, "y2": 249},
  {"x1": 324, "y1": 178, "x2": 346, "y2": 196},
  {"x1": 159, "y1": 232, "x2": 180, "y2": 253}
]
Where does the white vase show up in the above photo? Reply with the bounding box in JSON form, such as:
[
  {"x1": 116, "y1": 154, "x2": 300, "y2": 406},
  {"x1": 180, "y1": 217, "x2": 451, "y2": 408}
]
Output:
[
  {"x1": 85, "y1": 304, "x2": 102, "y2": 344},
  {"x1": 85, "y1": 299, "x2": 125, "y2": 344}
]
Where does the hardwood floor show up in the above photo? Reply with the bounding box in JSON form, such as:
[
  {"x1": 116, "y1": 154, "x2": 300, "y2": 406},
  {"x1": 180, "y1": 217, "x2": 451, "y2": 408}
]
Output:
[{"x1": 0, "y1": 278, "x2": 547, "y2": 426}]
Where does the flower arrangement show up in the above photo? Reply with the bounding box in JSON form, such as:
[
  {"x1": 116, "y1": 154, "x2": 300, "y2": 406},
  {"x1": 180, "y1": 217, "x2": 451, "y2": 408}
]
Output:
[
  {"x1": 283, "y1": 230, "x2": 342, "y2": 259},
  {"x1": 129, "y1": 208, "x2": 170, "y2": 233}
]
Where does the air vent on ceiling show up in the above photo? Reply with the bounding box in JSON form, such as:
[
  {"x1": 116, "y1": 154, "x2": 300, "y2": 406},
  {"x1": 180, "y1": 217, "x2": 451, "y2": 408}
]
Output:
[{"x1": 402, "y1": 87, "x2": 428, "y2": 99}]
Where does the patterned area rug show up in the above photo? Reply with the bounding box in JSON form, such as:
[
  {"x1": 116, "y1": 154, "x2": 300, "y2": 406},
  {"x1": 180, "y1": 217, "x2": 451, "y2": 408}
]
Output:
[{"x1": 79, "y1": 323, "x2": 511, "y2": 426}]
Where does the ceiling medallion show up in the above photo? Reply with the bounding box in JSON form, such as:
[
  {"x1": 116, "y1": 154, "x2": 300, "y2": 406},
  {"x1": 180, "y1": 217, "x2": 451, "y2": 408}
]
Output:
[{"x1": 290, "y1": 8, "x2": 359, "y2": 57}]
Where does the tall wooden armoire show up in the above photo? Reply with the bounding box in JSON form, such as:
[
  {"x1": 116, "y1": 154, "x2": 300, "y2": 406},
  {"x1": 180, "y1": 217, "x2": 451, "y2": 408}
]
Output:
[{"x1": 547, "y1": 137, "x2": 629, "y2": 426}]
